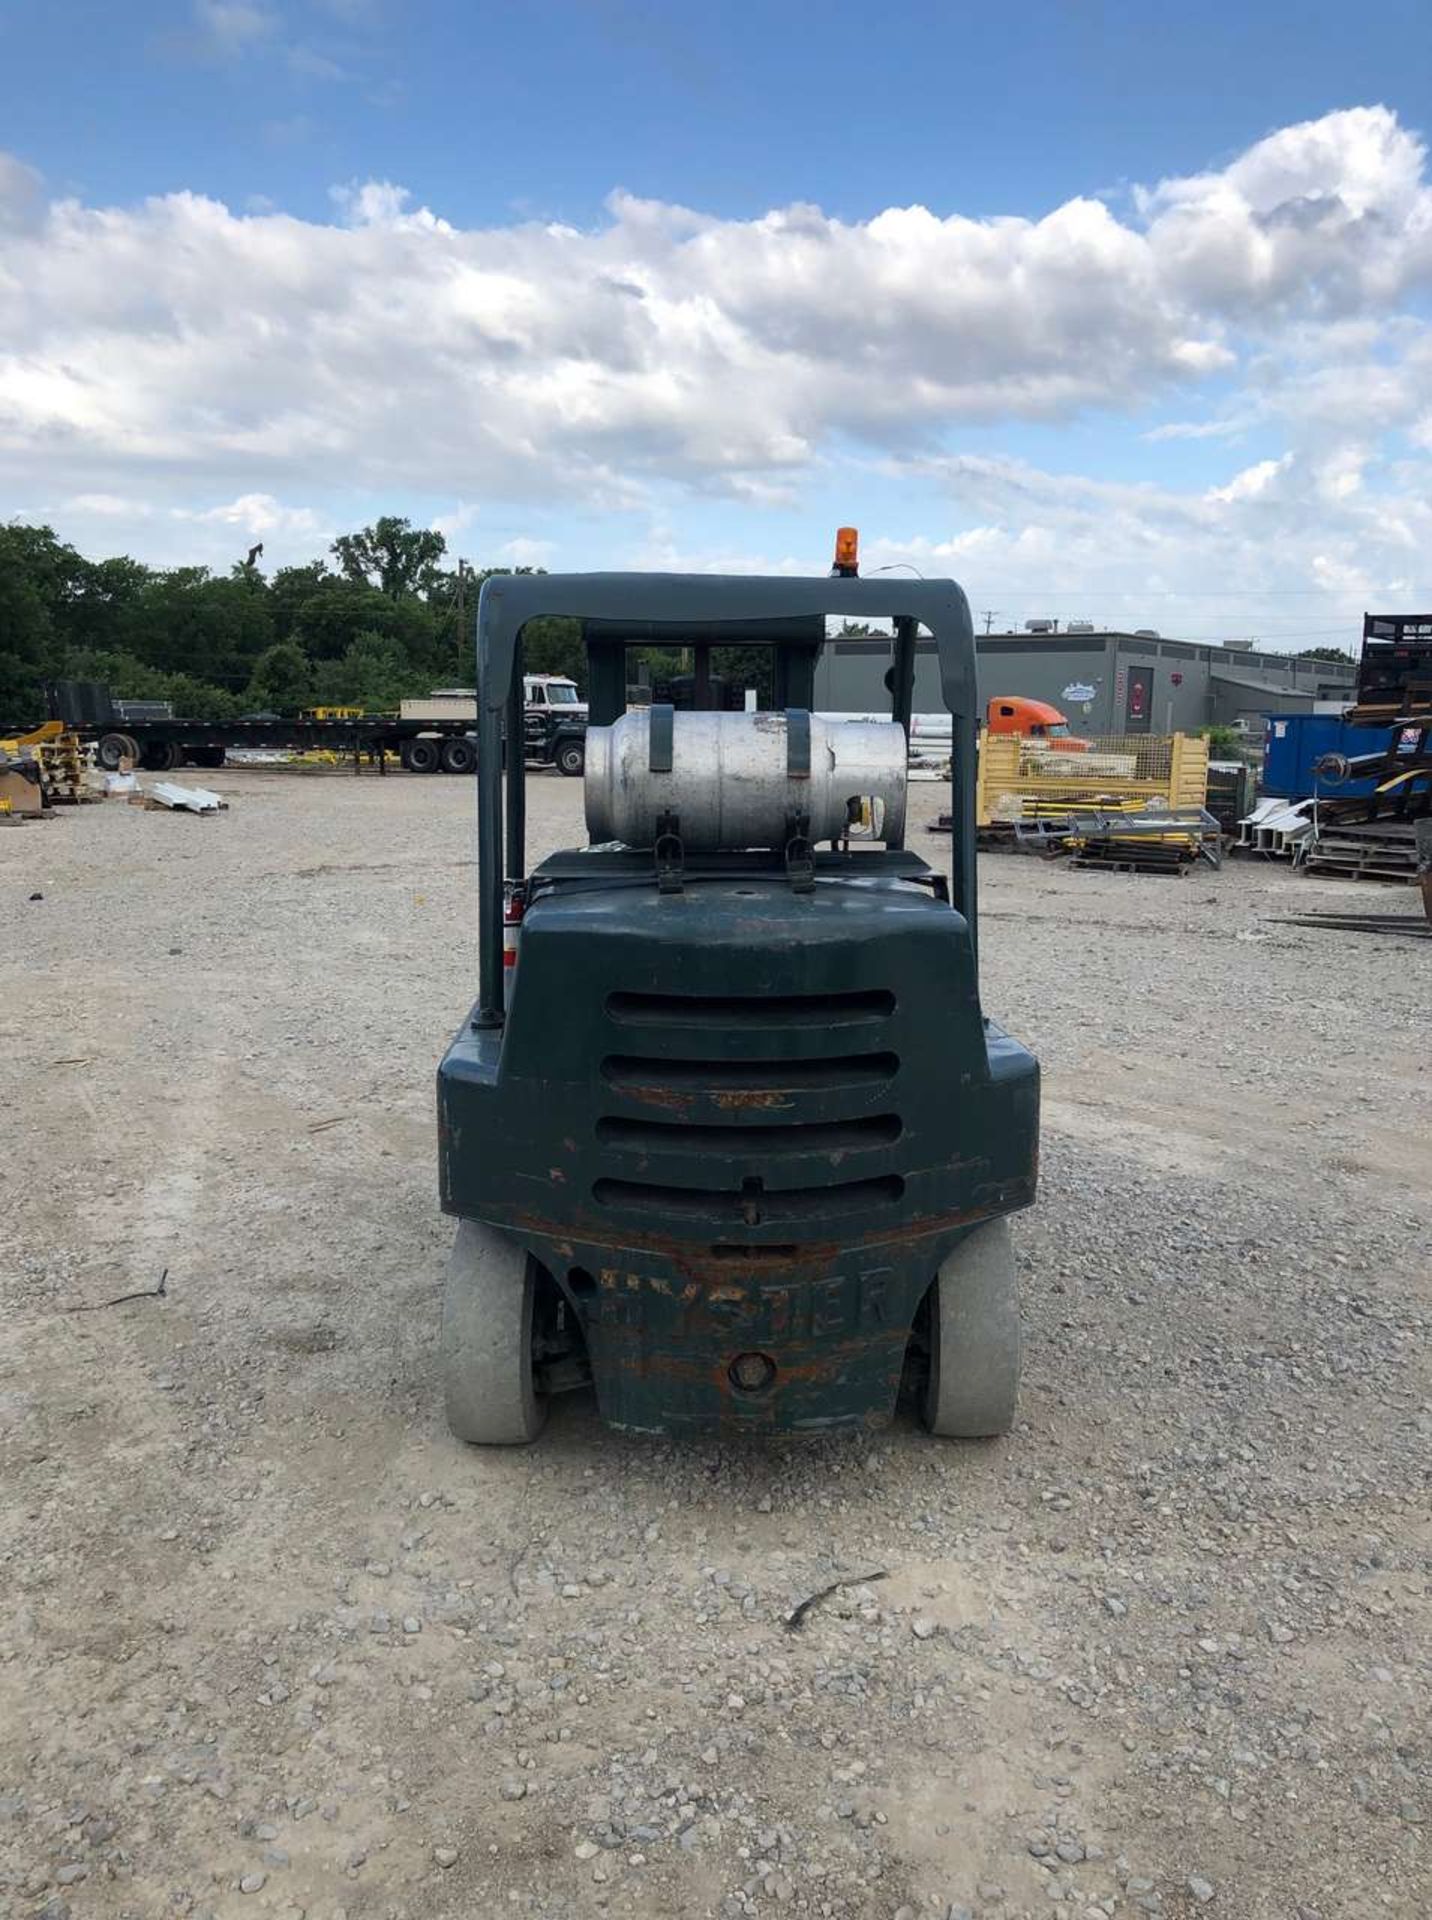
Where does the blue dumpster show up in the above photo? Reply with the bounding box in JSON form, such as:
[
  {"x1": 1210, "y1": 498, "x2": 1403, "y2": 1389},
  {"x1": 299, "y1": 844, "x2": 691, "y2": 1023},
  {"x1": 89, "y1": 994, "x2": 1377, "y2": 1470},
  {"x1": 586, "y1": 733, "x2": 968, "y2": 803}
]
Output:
[{"x1": 1261, "y1": 714, "x2": 1396, "y2": 799}]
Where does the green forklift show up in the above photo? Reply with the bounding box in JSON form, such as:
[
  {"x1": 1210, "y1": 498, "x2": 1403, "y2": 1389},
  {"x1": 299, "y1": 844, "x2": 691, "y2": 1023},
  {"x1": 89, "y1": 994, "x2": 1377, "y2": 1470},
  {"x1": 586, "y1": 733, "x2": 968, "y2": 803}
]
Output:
[{"x1": 436, "y1": 536, "x2": 1039, "y2": 1442}]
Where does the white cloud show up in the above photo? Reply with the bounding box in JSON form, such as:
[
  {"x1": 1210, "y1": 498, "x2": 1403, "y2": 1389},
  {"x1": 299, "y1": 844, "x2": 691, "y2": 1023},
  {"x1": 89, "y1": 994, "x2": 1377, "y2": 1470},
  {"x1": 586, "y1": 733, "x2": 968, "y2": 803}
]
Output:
[
  {"x1": 191, "y1": 0, "x2": 279, "y2": 58},
  {"x1": 1139, "y1": 106, "x2": 1432, "y2": 315},
  {"x1": 430, "y1": 501, "x2": 479, "y2": 541},
  {"x1": 65, "y1": 492, "x2": 147, "y2": 518},
  {"x1": 288, "y1": 46, "x2": 347, "y2": 81},
  {"x1": 869, "y1": 447, "x2": 1432, "y2": 645},
  {"x1": 8, "y1": 106, "x2": 1432, "y2": 604},
  {"x1": 1144, "y1": 414, "x2": 1255, "y2": 442},
  {"x1": 1206, "y1": 454, "x2": 1292, "y2": 503},
  {"x1": 498, "y1": 536, "x2": 557, "y2": 567},
  {"x1": 172, "y1": 491, "x2": 330, "y2": 539},
  {"x1": 329, "y1": 177, "x2": 417, "y2": 226}
]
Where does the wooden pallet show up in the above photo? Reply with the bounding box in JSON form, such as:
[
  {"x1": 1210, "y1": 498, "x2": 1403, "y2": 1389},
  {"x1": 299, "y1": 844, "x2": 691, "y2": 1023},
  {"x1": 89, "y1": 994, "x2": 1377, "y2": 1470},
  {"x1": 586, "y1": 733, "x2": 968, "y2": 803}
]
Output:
[
  {"x1": 1303, "y1": 815, "x2": 1423, "y2": 882},
  {"x1": 35, "y1": 731, "x2": 100, "y2": 805},
  {"x1": 1302, "y1": 858, "x2": 1418, "y2": 883}
]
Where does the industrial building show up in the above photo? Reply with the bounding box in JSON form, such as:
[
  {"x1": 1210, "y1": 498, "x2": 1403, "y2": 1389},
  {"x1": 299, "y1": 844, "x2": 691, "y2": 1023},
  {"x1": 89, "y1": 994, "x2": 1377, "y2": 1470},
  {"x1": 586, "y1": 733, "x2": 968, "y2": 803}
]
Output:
[{"x1": 813, "y1": 627, "x2": 1357, "y2": 732}]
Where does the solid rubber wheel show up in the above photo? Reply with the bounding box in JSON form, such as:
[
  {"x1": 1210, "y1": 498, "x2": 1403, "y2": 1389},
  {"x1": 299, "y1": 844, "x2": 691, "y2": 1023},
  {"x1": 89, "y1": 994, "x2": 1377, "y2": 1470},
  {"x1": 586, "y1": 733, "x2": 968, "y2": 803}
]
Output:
[
  {"x1": 441, "y1": 1220, "x2": 547, "y2": 1445},
  {"x1": 921, "y1": 1216, "x2": 1022, "y2": 1438}
]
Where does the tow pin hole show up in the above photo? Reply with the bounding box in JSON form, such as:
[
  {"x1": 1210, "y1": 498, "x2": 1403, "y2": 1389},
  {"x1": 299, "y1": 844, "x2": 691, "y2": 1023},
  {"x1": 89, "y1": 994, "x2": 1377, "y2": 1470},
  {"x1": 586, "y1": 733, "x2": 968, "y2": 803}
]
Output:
[{"x1": 729, "y1": 1351, "x2": 777, "y2": 1395}]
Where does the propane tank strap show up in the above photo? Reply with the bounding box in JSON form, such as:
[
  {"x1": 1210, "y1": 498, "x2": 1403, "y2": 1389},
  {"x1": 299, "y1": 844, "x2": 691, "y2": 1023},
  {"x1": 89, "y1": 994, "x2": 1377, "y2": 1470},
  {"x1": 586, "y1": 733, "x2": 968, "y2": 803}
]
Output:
[
  {"x1": 785, "y1": 707, "x2": 811, "y2": 778},
  {"x1": 648, "y1": 702, "x2": 674, "y2": 774}
]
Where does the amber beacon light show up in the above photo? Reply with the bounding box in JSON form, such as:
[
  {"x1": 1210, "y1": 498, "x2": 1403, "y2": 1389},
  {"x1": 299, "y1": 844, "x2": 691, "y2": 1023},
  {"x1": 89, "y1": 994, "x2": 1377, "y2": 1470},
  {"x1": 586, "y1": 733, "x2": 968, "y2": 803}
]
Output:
[{"x1": 832, "y1": 527, "x2": 860, "y2": 577}]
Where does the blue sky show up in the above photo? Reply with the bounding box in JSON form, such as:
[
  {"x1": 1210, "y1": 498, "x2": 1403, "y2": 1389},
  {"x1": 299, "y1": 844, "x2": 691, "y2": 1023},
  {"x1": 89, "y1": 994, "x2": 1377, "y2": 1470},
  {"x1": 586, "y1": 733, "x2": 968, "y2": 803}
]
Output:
[
  {"x1": 10, "y1": 1, "x2": 1431, "y2": 228},
  {"x1": 5, "y1": 1, "x2": 1432, "y2": 646}
]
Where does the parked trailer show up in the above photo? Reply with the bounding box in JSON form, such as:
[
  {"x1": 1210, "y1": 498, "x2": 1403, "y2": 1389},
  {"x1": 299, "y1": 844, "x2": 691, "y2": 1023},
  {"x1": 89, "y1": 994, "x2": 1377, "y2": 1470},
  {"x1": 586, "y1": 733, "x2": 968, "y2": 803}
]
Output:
[
  {"x1": 82, "y1": 713, "x2": 479, "y2": 775},
  {"x1": 41, "y1": 681, "x2": 585, "y2": 777}
]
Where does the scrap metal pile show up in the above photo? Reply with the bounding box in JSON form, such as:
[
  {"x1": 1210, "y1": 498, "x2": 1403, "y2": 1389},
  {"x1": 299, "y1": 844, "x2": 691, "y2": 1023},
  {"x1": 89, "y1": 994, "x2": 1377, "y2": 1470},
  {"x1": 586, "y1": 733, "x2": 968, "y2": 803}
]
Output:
[
  {"x1": 1014, "y1": 802, "x2": 1223, "y2": 873},
  {"x1": 970, "y1": 731, "x2": 1217, "y2": 875},
  {"x1": 1300, "y1": 613, "x2": 1432, "y2": 886}
]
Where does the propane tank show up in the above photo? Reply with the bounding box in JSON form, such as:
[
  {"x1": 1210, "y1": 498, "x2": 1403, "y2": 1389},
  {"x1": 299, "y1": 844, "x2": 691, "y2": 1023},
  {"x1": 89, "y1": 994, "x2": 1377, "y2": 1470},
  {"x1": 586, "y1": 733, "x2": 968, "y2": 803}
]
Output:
[{"x1": 583, "y1": 708, "x2": 907, "y2": 851}]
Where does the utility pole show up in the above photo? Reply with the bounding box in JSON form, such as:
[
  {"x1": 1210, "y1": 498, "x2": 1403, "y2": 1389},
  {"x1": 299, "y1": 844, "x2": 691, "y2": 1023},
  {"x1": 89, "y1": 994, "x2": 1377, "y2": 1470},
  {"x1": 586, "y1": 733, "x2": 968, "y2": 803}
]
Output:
[
  {"x1": 454, "y1": 559, "x2": 468, "y2": 669},
  {"x1": 981, "y1": 609, "x2": 998, "y2": 634}
]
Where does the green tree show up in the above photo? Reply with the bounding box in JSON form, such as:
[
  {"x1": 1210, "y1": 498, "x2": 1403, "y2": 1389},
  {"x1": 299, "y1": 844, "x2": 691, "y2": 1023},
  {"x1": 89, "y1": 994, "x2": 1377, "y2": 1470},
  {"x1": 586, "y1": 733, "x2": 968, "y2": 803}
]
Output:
[
  {"x1": 0, "y1": 523, "x2": 88, "y2": 634},
  {"x1": 442, "y1": 566, "x2": 582, "y2": 690},
  {"x1": 268, "y1": 562, "x2": 333, "y2": 643},
  {"x1": 1198, "y1": 724, "x2": 1245, "y2": 754},
  {"x1": 120, "y1": 569, "x2": 273, "y2": 688},
  {"x1": 0, "y1": 527, "x2": 54, "y2": 722},
  {"x1": 290, "y1": 580, "x2": 395, "y2": 661},
  {"x1": 1297, "y1": 645, "x2": 1355, "y2": 664},
  {"x1": 0, "y1": 517, "x2": 586, "y2": 723},
  {"x1": 65, "y1": 648, "x2": 175, "y2": 703},
  {"x1": 291, "y1": 578, "x2": 446, "y2": 678},
  {"x1": 313, "y1": 631, "x2": 415, "y2": 712},
  {"x1": 331, "y1": 517, "x2": 446, "y2": 600},
  {"x1": 425, "y1": 561, "x2": 481, "y2": 659},
  {"x1": 157, "y1": 672, "x2": 243, "y2": 722},
  {"x1": 0, "y1": 650, "x2": 44, "y2": 724},
  {"x1": 246, "y1": 642, "x2": 312, "y2": 713},
  {"x1": 714, "y1": 645, "x2": 774, "y2": 708},
  {"x1": 522, "y1": 616, "x2": 585, "y2": 689},
  {"x1": 64, "y1": 649, "x2": 245, "y2": 721},
  {"x1": 72, "y1": 554, "x2": 152, "y2": 654}
]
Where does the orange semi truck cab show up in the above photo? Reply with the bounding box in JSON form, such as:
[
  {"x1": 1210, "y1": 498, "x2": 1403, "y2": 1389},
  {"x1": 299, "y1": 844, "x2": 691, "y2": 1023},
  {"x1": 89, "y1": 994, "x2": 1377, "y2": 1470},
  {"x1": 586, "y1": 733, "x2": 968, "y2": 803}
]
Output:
[{"x1": 986, "y1": 696, "x2": 1090, "y2": 750}]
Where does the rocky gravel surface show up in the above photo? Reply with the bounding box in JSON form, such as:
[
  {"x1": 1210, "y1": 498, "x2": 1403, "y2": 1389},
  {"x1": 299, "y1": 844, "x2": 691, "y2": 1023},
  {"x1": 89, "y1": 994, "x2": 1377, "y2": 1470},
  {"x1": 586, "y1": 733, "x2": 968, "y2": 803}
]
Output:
[{"x1": 1, "y1": 768, "x2": 1428, "y2": 1920}]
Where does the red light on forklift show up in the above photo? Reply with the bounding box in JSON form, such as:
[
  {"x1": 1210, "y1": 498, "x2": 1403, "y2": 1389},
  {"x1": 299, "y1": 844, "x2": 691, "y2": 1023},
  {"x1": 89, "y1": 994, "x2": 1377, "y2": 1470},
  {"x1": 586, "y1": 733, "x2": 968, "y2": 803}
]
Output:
[{"x1": 833, "y1": 527, "x2": 859, "y2": 577}]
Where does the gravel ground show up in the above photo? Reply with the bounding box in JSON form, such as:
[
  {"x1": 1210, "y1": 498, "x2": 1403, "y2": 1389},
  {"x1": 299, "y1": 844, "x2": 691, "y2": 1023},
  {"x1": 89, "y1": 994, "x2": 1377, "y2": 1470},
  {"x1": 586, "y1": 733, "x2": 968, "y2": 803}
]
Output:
[{"x1": 1, "y1": 768, "x2": 1428, "y2": 1920}]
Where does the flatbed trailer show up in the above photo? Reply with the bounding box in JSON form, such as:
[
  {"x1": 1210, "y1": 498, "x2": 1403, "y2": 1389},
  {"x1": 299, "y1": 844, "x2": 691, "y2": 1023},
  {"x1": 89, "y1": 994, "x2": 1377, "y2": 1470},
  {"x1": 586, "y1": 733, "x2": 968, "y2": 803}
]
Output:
[
  {"x1": 80, "y1": 713, "x2": 484, "y2": 776},
  {"x1": 40, "y1": 683, "x2": 586, "y2": 777}
]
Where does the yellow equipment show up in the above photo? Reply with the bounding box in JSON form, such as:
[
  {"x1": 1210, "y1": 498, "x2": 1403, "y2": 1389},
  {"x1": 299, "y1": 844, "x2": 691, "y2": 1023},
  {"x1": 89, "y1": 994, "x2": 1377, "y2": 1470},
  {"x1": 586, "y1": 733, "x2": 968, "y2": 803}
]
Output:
[
  {"x1": 977, "y1": 730, "x2": 1208, "y2": 829},
  {"x1": 0, "y1": 721, "x2": 92, "y2": 807}
]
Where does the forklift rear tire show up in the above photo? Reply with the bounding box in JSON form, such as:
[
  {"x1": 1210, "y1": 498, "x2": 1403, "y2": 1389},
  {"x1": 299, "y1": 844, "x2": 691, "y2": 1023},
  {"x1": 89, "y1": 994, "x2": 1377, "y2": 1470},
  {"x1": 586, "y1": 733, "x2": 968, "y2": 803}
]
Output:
[
  {"x1": 921, "y1": 1216, "x2": 1022, "y2": 1439},
  {"x1": 441, "y1": 1219, "x2": 547, "y2": 1445}
]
